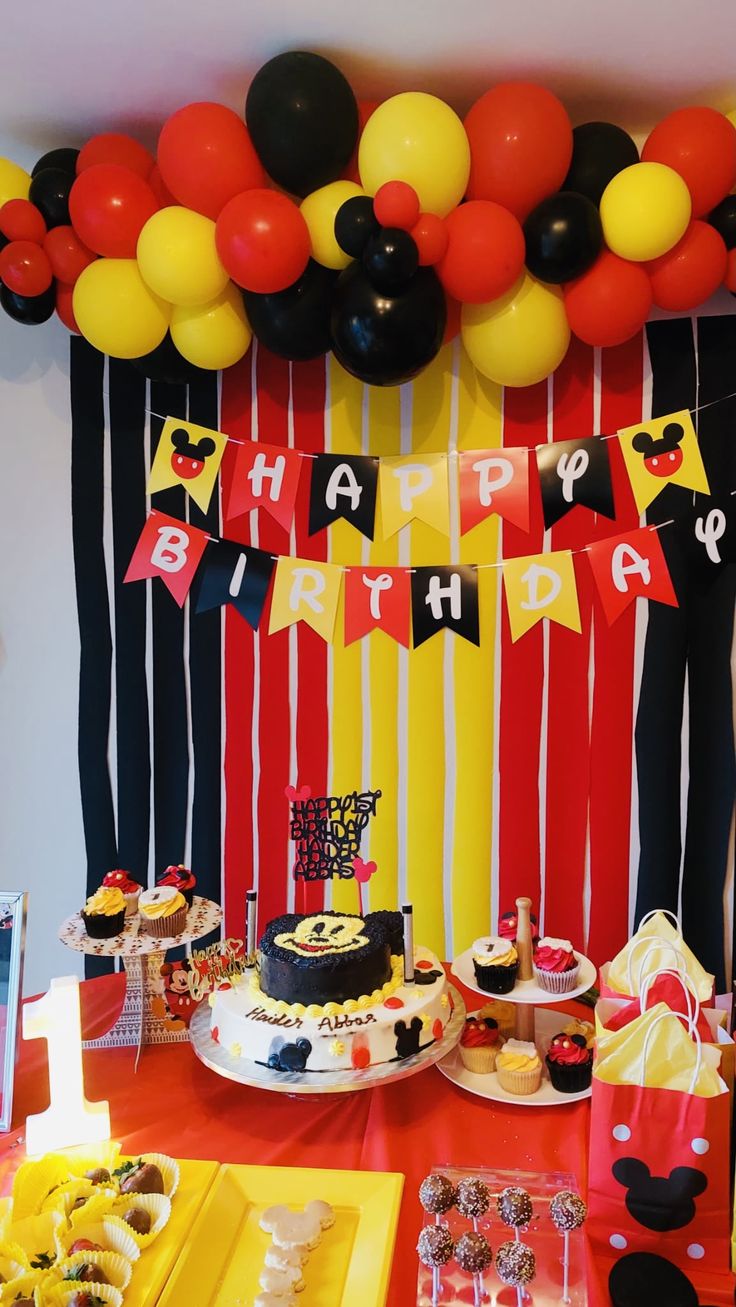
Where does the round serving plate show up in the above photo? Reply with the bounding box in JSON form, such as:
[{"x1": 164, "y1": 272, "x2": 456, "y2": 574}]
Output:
[
  {"x1": 436, "y1": 1005, "x2": 592, "y2": 1107},
  {"x1": 450, "y1": 948, "x2": 597, "y2": 1005},
  {"x1": 189, "y1": 983, "x2": 466, "y2": 1096},
  {"x1": 59, "y1": 896, "x2": 222, "y2": 957}
]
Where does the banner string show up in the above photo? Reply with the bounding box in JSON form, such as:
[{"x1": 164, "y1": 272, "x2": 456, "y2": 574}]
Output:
[{"x1": 106, "y1": 386, "x2": 736, "y2": 459}]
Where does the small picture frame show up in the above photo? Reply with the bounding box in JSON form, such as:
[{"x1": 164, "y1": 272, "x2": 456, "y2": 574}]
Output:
[{"x1": 0, "y1": 891, "x2": 28, "y2": 1133}]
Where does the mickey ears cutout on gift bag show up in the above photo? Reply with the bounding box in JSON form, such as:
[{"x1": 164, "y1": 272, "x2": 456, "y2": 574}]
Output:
[
  {"x1": 612, "y1": 1158, "x2": 707, "y2": 1232},
  {"x1": 609, "y1": 1251, "x2": 716, "y2": 1307}
]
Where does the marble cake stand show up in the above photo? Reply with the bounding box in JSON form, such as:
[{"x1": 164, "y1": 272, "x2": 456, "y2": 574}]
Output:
[{"x1": 59, "y1": 896, "x2": 222, "y2": 1065}]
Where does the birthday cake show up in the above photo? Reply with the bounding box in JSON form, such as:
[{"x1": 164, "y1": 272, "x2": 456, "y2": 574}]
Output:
[{"x1": 209, "y1": 909, "x2": 452, "y2": 1073}]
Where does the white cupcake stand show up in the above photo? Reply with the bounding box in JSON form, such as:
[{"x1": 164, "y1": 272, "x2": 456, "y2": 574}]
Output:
[
  {"x1": 58, "y1": 896, "x2": 222, "y2": 1064},
  {"x1": 438, "y1": 938, "x2": 597, "y2": 1107}
]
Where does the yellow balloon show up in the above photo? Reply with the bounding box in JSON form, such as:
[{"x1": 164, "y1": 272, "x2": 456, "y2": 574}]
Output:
[
  {"x1": 170, "y1": 282, "x2": 252, "y2": 370},
  {"x1": 300, "y1": 181, "x2": 364, "y2": 270},
  {"x1": 0, "y1": 157, "x2": 31, "y2": 207},
  {"x1": 727, "y1": 109, "x2": 736, "y2": 132},
  {"x1": 359, "y1": 92, "x2": 470, "y2": 217},
  {"x1": 137, "y1": 206, "x2": 229, "y2": 307},
  {"x1": 73, "y1": 259, "x2": 170, "y2": 359},
  {"x1": 461, "y1": 273, "x2": 570, "y2": 388},
  {"x1": 600, "y1": 162, "x2": 691, "y2": 262}
]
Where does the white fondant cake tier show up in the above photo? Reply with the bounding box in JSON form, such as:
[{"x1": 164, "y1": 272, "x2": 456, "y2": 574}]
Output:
[{"x1": 210, "y1": 948, "x2": 451, "y2": 1073}]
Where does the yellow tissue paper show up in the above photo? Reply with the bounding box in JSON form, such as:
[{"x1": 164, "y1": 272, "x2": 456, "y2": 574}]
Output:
[
  {"x1": 595, "y1": 1002, "x2": 724, "y2": 1097},
  {"x1": 606, "y1": 910, "x2": 714, "y2": 1001}
]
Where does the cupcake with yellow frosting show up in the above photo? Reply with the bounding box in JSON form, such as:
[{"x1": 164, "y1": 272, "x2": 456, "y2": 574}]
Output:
[
  {"x1": 138, "y1": 887, "x2": 187, "y2": 938},
  {"x1": 81, "y1": 888, "x2": 127, "y2": 939},
  {"x1": 495, "y1": 1039, "x2": 543, "y2": 1096},
  {"x1": 471, "y1": 936, "x2": 519, "y2": 994}
]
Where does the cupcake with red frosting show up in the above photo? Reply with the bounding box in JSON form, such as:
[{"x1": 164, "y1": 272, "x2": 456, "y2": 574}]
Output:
[
  {"x1": 103, "y1": 869, "x2": 142, "y2": 917},
  {"x1": 157, "y1": 864, "x2": 196, "y2": 908},
  {"x1": 533, "y1": 937, "x2": 579, "y2": 994},
  {"x1": 498, "y1": 908, "x2": 539, "y2": 944},
  {"x1": 546, "y1": 1031, "x2": 593, "y2": 1093},
  {"x1": 459, "y1": 1015, "x2": 503, "y2": 1074}
]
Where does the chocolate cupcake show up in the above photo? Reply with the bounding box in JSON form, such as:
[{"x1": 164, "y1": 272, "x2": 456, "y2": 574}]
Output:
[
  {"x1": 81, "y1": 887, "x2": 126, "y2": 939},
  {"x1": 546, "y1": 1032, "x2": 593, "y2": 1093},
  {"x1": 471, "y1": 936, "x2": 519, "y2": 994},
  {"x1": 157, "y1": 864, "x2": 196, "y2": 908}
]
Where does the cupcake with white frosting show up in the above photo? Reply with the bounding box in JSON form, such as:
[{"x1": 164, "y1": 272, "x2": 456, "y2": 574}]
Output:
[
  {"x1": 471, "y1": 936, "x2": 519, "y2": 994},
  {"x1": 138, "y1": 887, "x2": 187, "y2": 938}
]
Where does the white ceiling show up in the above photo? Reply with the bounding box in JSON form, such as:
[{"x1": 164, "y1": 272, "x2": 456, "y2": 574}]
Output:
[{"x1": 2, "y1": 0, "x2": 736, "y2": 163}]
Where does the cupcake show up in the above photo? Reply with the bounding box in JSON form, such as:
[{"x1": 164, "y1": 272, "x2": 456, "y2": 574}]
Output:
[
  {"x1": 138, "y1": 888, "x2": 187, "y2": 938},
  {"x1": 459, "y1": 1016, "x2": 503, "y2": 1074},
  {"x1": 81, "y1": 888, "x2": 126, "y2": 940},
  {"x1": 546, "y1": 1032, "x2": 593, "y2": 1093},
  {"x1": 498, "y1": 908, "x2": 539, "y2": 944},
  {"x1": 533, "y1": 937, "x2": 580, "y2": 994},
  {"x1": 156, "y1": 865, "x2": 196, "y2": 908},
  {"x1": 471, "y1": 936, "x2": 519, "y2": 994},
  {"x1": 102, "y1": 871, "x2": 142, "y2": 918},
  {"x1": 478, "y1": 999, "x2": 516, "y2": 1040},
  {"x1": 495, "y1": 1039, "x2": 542, "y2": 1096},
  {"x1": 562, "y1": 1017, "x2": 594, "y2": 1049}
]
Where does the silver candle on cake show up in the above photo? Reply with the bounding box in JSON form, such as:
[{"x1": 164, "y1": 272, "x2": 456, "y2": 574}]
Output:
[
  {"x1": 402, "y1": 903, "x2": 415, "y2": 983},
  {"x1": 245, "y1": 890, "x2": 258, "y2": 966}
]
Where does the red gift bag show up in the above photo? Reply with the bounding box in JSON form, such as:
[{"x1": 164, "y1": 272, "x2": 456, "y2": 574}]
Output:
[{"x1": 588, "y1": 1009, "x2": 732, "y2": 1298}]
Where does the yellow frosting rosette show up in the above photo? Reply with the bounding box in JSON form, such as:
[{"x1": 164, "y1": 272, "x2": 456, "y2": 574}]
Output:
[
  {"x1": 83, "y1": 888, "x2": 126, "y2": 917},
  {"x1": 138, "y1": 890, "x2": 185, "y2": 921},
  {"x1": 105, "y1": 1192, "x2": 171, "y2": 1250},
  {"x1": 472, "y1": 939, "x2": 518, "y2": 968},
  {"x1": 496, "y1": 1038, "x2": 543, "y2": 1096},
  {"x1": 47, "y1": 1250, "x2": 132, "y2": 1293}
]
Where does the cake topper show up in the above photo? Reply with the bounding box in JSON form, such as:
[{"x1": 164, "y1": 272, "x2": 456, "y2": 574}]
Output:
[{"x1": 288, "y1": 787, "x2": 382, "y2": 881}]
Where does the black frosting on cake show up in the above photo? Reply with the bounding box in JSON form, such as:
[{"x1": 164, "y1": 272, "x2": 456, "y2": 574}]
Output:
[
  {"x1": 258, "y1": 910, "x2": 392, "y2": 1006},
  {"x1": 366, "y1": 909, "x2": 404, "y2": 955}
]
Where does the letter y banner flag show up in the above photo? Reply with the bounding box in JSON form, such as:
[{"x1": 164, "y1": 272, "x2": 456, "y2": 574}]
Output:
[{"x1": 124, "y1": 511, "x2": 209, "y2": 607}]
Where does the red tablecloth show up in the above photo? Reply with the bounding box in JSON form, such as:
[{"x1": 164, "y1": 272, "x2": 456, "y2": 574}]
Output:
[{"x1": 1, "y1": 972, "x2": 606, "y2": 1305}]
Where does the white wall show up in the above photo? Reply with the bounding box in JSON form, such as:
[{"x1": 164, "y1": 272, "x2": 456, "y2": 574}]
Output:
[{"x1": 0, "y1": 312, "x2": 85, "y2": 994}]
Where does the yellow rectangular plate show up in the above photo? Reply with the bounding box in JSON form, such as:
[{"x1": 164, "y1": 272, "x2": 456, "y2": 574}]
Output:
[
  {"x1": 157, "y1": 1163, "x2": 404, "y2": 1307},
  {"x1": 113, "y1": 1158, "x2": 219, "y2": 1307}
]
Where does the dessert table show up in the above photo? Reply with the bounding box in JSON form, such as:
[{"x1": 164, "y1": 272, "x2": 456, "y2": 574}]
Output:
[{"x1": 0, "y1": 971, "x2": 605, "y2": 1306}]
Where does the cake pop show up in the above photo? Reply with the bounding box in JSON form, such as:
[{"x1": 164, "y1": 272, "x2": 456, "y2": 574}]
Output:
[
  {"x1": 455, "y1": 1176, "x2": 490, "y2": 1220},
  {"x1": 419, "y1": 1173, "x2": 456, "y2": 1216},
  {"x1": 496, "y1": 1184, "x2": 533, "y2": 1233},
  {"x1": 496, "y1": 1239, "x2": 536, "y2": 1306},
  {"x1": 456, "y1": 1231, "x2": 493, "y2": 1273},
  {"x1": 417, "y1": 1223, "x2": 454, "y2": 1307},
  {"x1": 550, "y1": 1189, "x2": 587, "y2": 1302}
]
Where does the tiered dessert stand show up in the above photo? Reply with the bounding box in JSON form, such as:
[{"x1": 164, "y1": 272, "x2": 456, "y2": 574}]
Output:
[{"x1": 438, "y1": 897, "x2": 596, "y2": 1106}]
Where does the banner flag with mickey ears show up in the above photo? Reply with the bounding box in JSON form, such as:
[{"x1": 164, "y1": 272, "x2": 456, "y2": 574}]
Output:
[
  {"x1": 226, "y1": 439, "x2": 303, "y2": 532},
  {"x1": 536, "y1": 435, "x2": 615, "y2": 529},
  {"x1": 147, "y1": 417, "x2": 228, "y2": 513},
  {"x1": 410, "y1": 565, "x2": 480, "y2": 647},
  {"x1": 617, "y1": 409, "x2": 710, "y2": 513},
  {"x1": 124, "y1": 509, "x2": 209, "y2": 607},
  {"x1": 379, "y1": 453, "x2": 450, "y2": 538},
  {"x1": 502, "y1": 548, "x2": 581, "y2": 643},
  {"x1": 344, "y1": 566, "x2": 412, "y2": 647},
  {"x1": 194, "y1": 540, "x2": 276, "y2": 629},
  {"x1": 268, "y1": 556, "x2": 343, "y2": 642},
  {"x1": 458, "y1": 447, "x2": 531, "y2": 534},
  {"x1": 586, "y1": 527, "x2": 678, "y2": 625},
  {"x1": 308, "y1": 453, "x2": 379, "y2": 540}
]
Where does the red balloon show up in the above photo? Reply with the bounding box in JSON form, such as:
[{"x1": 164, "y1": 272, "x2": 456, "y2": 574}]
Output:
[
  {"x1": 443, "y1": 294, "x2": 462, "y2": 344},
  {"x1": 216, "y1": 188, "x2": 310, "y2": 293},
  {"x1": 56, "y1": 281, "x2": 80, "y2": 333},
  {"x1": 464, "y1": 82, "x2": 573, "y2": 221},
  {"x1": 148, "y1": 164, "x2": 177, "y2": 209},
  {"x1": 43, "y1": 225, "x2": 96, "y2": 284},
  {"x1": 725, "y1": 247, "x2": 736, "y2": 294},
  {"x1": 647, "y1": 220, "x2": 727, "y2": 311},
  {"x1": 342, "y1": 99, "x2": 381, "y2": 183},
  {"x1": 642, "y1": 108, "x2": 736, "y2": 217},
  {"x1": 69, "y1": 164, "x2": 158, "y2": 258},
  {"x1": 0, "y1": 240, "x2": 53, "y2": 296},
  {"x1": 0, "y1": 199, "x2": 46, "y2": 244},
  {"x1": 410, "y1": 212, "x2": 449, "y2": 266},
  {"x1": 77, "y1": 133, "x2": 155, "y2": 179},
  {"x1": 564, "y1": 251, "x2": 652, "y2": 348},
  {"x1": 158, "y1": 102, "x2": 265, "y2": 220},
  {"x1": 437, "y1": 200, "x2": 524, "y2": 303},
  {"x1": 374, "y1": 180, "x2": 420, "y2": 231}
]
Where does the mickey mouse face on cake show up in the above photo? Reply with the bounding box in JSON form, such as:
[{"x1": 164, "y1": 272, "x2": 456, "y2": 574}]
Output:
[
  {"x1": 274, "y1": 913, "x2": 368, "y2": 957},
  {"x1": 612, "y1": 1158, "x2": 707, "y2": 1232}
]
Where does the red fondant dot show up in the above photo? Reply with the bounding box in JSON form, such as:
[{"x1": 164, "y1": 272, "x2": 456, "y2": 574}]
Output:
[
  {"x1": 352, "y1": 1046, "x2": 370, "y2": 1069},
  {"x1": 433, "y1": 1019, "x2": 444, "y2": 1040},
  {"x1": 212, "y1": 1026, "x2": 219, "y2": 1044},
  {"x1": 219, "y1": 982, "x2": 232, "y2": 991},
  {"x1": 384, "y1": 997, "x2": 404, "y2": 1009},
  {"x1": 416, "y1": 959, "x2": 434, "y2": 970}
]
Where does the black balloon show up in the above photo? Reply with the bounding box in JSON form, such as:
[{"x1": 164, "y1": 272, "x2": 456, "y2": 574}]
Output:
[
  {"x1": 130, "y1": 332, "x2": 208, "y2": 385},
  {"x1": 32, "y1": 147, "x2": 79, "y2": 178},
  {"x1": 524, "y1": 191, "x2": 603, "y2": 284},
  {"x1": 708, "y1": 194, "x2": 736, "y2": 249},
  {"x1": 330, "y1": 263, "x2": 446, "y2": 386},
  {"x1": 363, "y1": 228, "x2": 418, "y2": 293},
  {"x1": 563, "y1": 122, "x2": 639, "y2": 207},
  {"x1": 1, "y1": 282, "x2": 55, "y2": 325},
  {"x1": 334, "y1": 196, "x2": 379, "y2": 258},
  {"x1": 29, "y1": 168, "x2": 73, "y2": 229},
  {"x1": 244, "y1": 259, "x2": 337, "y2": 361},
  {"x1": 245, "y1": 51, "x2": 359, "y2": 197}
]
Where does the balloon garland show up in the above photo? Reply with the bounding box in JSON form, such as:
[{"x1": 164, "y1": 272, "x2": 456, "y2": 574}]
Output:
[{"x1": 2, "y1": 51, "x2": 736, "y2": 388}]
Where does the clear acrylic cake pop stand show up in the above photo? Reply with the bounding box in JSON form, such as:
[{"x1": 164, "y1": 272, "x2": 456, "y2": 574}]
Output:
[{"x1": 416, "y1": 1165, "x2": 587, "y2": 1306}]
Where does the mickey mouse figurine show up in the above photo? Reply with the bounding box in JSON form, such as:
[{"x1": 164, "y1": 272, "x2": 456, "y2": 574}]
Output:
[
  {"x1": 170, "y1": 427, "x2": 217, "y2": 481},
  {"x1": 154, "y1": 959, "x2": 196, "y2": 1030}
]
